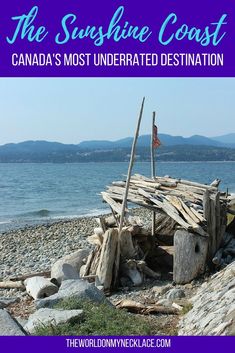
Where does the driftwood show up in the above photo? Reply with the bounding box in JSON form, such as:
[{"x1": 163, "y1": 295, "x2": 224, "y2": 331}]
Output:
[
  {"x1": 9, "y1": 271, "x2": 51, "y2": 282},
  {"x1": 96, "y1": 228, "x2": 118, "y2": 291},
  {"x1": 102, "y1": 174, "x2": 226, "y2": 240},
  {"x1": 116, "y1": 299, "x2": 178, "y2": 315},
  {"x1": 81, "y1": 173, "x2": 229, "y2": 287},
  {"x1": 0, "y1": 281, "x2": 25, "y2": 290},
  {"x1": 173, "y1": 229, "x2": 208, "y2": 284}
]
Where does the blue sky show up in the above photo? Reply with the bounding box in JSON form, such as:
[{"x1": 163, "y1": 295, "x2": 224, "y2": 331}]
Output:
[{"x1": 0, "y1": 78, "x2": 234, "y2": 145}]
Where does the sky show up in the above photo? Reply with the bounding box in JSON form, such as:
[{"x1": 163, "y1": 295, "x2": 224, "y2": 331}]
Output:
[{"x1": 0, "y1": 78, "x2": 234, "y2": 145}]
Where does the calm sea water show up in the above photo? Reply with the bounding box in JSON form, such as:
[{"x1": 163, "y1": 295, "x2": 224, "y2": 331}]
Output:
[{"x1": 0, "y1": 162, "x2": 234, "y2": 232}]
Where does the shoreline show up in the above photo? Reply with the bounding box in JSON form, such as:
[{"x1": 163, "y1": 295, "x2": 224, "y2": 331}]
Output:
[
  {"x1": 0, "y1": 208, "x2": 151, "y2": 281},
  {"x1": 0, "y1": 209, "x2": 110, "y2": 234}
]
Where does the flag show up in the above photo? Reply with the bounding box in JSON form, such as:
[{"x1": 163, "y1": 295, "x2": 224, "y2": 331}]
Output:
[{"x1": 153, "y1": 124, "x2": 161, "y2": 148}]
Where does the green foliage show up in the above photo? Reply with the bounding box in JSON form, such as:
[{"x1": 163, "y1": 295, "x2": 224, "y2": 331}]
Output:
[
  {"x1": 34, "y1": 298, "x2": 152, "y2": 336},
  {"x1": 181, "y1": 303, "x2": 193, "y2": 315}
]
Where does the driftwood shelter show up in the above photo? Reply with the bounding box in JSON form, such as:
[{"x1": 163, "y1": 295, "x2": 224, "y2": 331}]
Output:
[
  {"x1": 82, "y1": 100, "x2": 232, "y2": 292},
  {"x1": 82, "y1": 172, "x2": 231, "y2": 293}
]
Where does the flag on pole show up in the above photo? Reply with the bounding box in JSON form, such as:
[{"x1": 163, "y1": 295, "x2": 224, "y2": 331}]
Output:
[{"x1": 153, "y1": 125, "x2": 161, "y2": 148}]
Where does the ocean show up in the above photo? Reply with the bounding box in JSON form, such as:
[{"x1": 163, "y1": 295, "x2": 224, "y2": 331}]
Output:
[{"x1": 0, "y1": 162, "x2": 234, "y2": 232}]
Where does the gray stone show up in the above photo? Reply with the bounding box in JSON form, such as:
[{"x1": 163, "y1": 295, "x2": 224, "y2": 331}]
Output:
[
  {"x1": 15, "y1": 317, "x2": 28, "y2": 328},
  {"x1": 36, "y1": 279, "x2": 109, "y2": 309},
  {"x1": 153, "y1": 284, "x2": 172, "y2": 297},
  {"x1": 0, "y1": 309, "x2": 26, "y2": 336},
  {"x1": 24, "y1": 308, "x2": 83, "y2": 334},
  {"x1": 51, "y1": 249, "x2": 89, "y2": 284},
  {"x1": 179, "y1": 262, "x2": 235, "y2": 335},
  {"x1": 58, "y1": 263, "x2": 80, "y2": 282},
  {"x1": 166, "y1": 288, "x2": 186, "y2": 300},
  {"x1": 24, "y1": 276, "x2": 59, "y2": 300},
  {"x1": 0, "y1": 296, "x2": 20, "y2": 309}
]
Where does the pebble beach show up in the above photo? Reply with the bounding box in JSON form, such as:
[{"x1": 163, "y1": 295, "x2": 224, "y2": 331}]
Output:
[{"x1": 0, "y1": 208, "x2": 152, "y2": 281}]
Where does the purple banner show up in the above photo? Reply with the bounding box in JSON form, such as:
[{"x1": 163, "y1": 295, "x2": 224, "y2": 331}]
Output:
[
  {"x1": 0, "y1": 336, "x2": 234, "y2": 353},
  {"x1": 0, "y1": 0, "x2": 235, "y2": 76}
]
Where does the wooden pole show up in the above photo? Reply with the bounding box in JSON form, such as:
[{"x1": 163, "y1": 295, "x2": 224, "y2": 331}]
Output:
[
  {"x1": 151, "y1": 111, "x2": 156, "y2": 236},
  {"x1": 151, "y1": 111, "x2": 156, "y2": 178},
  {"x1": 118, "y1": 97, "x2": 145, "y2": 233},
  {"x1": 113, "y1": 97, "x2": 145, "y2": 287}
]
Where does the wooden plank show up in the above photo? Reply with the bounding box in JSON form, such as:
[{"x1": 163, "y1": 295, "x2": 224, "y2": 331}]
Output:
[
  {"x1": 96, "y1": 228, "x2": 118, "y2": 291},
  {"x1": 9, "y1": 271, "x2": 51, "y2": 282},
  {"x1": 179, "y1": 198, "x2": 202, "y2": 224},
  {"x1": 101, "y1": 192, "x2": 124, "y2": 215},
  {"x1": 166, "y1": 196, "x2": 207, "y2": 236},
  {"x1": 138, "y1": 188, "x2": 192, "y2": 230},
  {"x1": 190, "y1": 206, "x2": 206, "y2": 223},
  {"x1": 215, "y1": 192, "x2": 221, "y2": 249},
  {"x1": 209, "y1": 195, "x2": 217, "y2": 260},
  {"x1": 179, "y1": 179, "x2": 217, "y2": 191}
]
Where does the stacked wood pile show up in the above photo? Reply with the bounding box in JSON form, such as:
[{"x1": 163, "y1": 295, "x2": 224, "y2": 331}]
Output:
[
  {"x1": 101, "y1": 174, "x2": 227, "y2": 236},
  {"x1": 102, "y1": 174, "x2": 227, "y2": 244},
  {"x1": 82, "y1": 226, "x2": 161, "y2": 293},
  {"x1": 81, "y1": 174, "x2": 230, "y2": 291}
]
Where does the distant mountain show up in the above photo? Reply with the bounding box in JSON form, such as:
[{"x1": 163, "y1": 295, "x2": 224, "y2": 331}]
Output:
[
  {"x1": 212, "y1": 133, "x2": 235, "y2": 146},
  {"x1": 0, "y1": 140, "x2": 76, "y2": 153},
  {"x1": 78, "y1": 133, "x2": 233, "y2": 149},
  {"x1": 0, "y1": 134, "x2": 235, "y2": 162}
]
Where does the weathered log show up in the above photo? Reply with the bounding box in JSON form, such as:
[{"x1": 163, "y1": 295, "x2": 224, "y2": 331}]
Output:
[
  {"x1": 96, "y1": 228, "x2": 118, "y2": 291},
  {"x1": 82, "y1": 249, "x2": 96, "y2": 277},
  {"x1": 24, "y1": 276, "x2": 58, "y2": 299},
  {"x1": 9, "y1": 271, "x2": 51, "y2": 282},
  {"x1": 101, "y1": 192, "x2": 125, "y2": 215},
  {"x1": 173, "y1": 229, "x2": 208, "y2": 284},
  {"x1": 178, "y1": 179, "x2": 217, "y2": 191},
  {"x1": 89, "y1": 246, "x2": 102, "y2": 275},
  {"x1": 119, "y1": 229, "x2": 136, "y2": 259},
  {"x1": 210, "y1": 179, "x2": 221, "y2": 187},
  {"x1": 0, "y1": 281, "x2": 24, "y2": 290},
  {"x1": 116, "y1": 299, "x2": 178, "y2": 315}
]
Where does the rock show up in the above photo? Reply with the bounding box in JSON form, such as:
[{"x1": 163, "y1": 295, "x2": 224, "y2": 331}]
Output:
[
  {"x1": 36, "y1": 279, "x2": 109, "y2": 309},
  {"x1": 184, "y1": 283, "x2": 193, "y2": 290},
  {"x1": 51, "y1": 249, "x2": 89, "y2": 285},
  {"x1": 15, "y1": 317, "x2": 28, "y2": 327},
  {"x1": 24, "y1": 276, "x2": 59, "y2": 300},
  {"x1": 0, "y1": 296, "x2": 20, "y2": 309},
  {"x1": 167, "y1": 288, "x2": 186, "y2": 300},
  {"x1": 179, "y1": 262, "x2": 235, "y2": 335},
  {"x1": 57, "y1": 263, "x2": 80, "y2": 282},
  {"x1": 24, "y1": 308, "x2": 83, "y2": 334},
  {"x1": 0, "y1": 310, "x2": 26, "y2": 336},
  {"x1": 152, "y1": 284, "x2": 172, "y2": 297}
]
